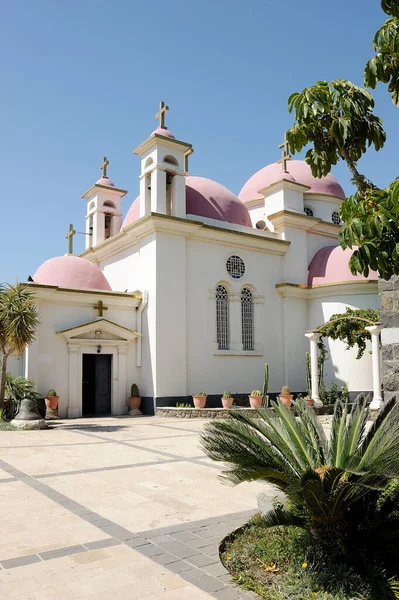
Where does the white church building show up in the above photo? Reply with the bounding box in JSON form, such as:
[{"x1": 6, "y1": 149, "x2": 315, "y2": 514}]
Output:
[{"x1": 17, "y1": 103, "x2": 378, "y2": 417}]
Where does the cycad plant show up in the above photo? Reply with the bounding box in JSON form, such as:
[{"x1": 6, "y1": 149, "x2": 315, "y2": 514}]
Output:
[
  {"x1": 201, "y1": 397, "x2": 399, "y2": 577},
  {"x1": 0, "y1": 284, "x2": 39, "y2": 409}
]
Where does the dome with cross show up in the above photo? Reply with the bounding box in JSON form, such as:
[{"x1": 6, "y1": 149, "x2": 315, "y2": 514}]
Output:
[
  {"x1": 239, "y1": 159, "x2": 345, "y2": 203},
  {"x1": 33, "y1": 255, "x2": 112, "y2": 291}
]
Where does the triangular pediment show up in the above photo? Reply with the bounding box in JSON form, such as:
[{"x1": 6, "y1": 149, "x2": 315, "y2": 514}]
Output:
[{"x1": 57, "y1": 318, "x2": 141, "y2": 342}]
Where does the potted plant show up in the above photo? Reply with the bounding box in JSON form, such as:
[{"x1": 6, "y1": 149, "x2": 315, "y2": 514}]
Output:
[
  {"x1": 279, "y1": 385, "x2": 294, "y2": 407},
  {"x1": 249, "y1": 390, "x2": 263, "y2": 408},
  {"x1": 221, "y1": 390, "x2": 233, "y2": 409},
  {"x1": 193, "y1": 392, "x2": 207, "y2": 409},
  {"x1": 129, "y1": 383, "x2": 142, "y2": 411},
  {"x1": 304, "y1": 395, "x2": 314, "y2": 406},
  {"x1": 45, "y1": 389, "x2": 59, "y2": 411}
]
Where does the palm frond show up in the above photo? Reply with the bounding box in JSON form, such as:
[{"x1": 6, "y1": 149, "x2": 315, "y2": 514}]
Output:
[
  {"x1": 272, "y1": 400, "x2": 319, "y2": 469},
  {"x1": 261, "y1": 505, "x2": 306, "y2": 529},
  {"x1": 329, "y1": 399, "x2": 349, "y2": 467},
  {"x1": 293, "y1": 398, "x2": 328, "y2": 466}
]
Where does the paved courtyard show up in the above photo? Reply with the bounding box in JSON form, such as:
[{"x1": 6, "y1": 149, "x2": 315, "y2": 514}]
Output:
[{"x1": 0, "y1": 415, "x2": 270, "y2": 599}]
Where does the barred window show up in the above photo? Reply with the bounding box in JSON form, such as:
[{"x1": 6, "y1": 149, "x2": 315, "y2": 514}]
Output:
[
  {"x1": 304, "y1": 206, "x2": 314, "y2": 217},
  {"x1": 216, "y1": 285, "x2": 229, "y2": 350},
  {"x1": 226, "y1": 255, "x2": 245, "y2": 279},
  {"x1": 241, "y1": 287, "x2": 254, "y2": 351},
  {"x1": 332, "y1": 210, "x2": 341, "y2": 225}
]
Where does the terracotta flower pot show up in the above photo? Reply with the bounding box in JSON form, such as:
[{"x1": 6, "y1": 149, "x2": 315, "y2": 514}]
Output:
[
  {"x1": 221, "y1": 397, "x2": 233, "y2": 409},
  {"x1": 279, "y1": 394, "x2": 293, "y2": 407},
  {"x1": 129, "y1": 396, "x2": 142, "y2": 411},
  {"x1": 305, "y1": 397, "x2": 314, "y2": 406},
  {"x1": 249, "y1": 395, "x2": 263, "y2": 408},
  {"x1": 193, "y1": 396, "x2": 207, "y2": 409},
  {"x1": 45, "y1": 396, "x2": 59, "y2": 410}
]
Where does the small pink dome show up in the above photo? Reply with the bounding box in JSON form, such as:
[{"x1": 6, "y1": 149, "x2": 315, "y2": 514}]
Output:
[
  {"x1": 33, "y1": 255, "x2": 112, "y2": 291},
  {"x1": 239, "y1": 160, "x2": 345, "y2": 203},
  {"x1": 96, "y1": 176, "x2": 115, "y2": 187},
  {"x1": 308, "y1": 246, "x2": 378, "y2": 286},
  {"x1": 151, "y1": 126, "x2": 175, "y2": 139},
  {"x1": 121, "y1": 176, "x2": 252, "y2": 229}
]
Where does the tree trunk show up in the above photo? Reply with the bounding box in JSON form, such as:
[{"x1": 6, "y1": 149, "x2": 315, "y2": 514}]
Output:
[{"x1": 0, "y1": 352, "x2": 7, "y2": 411}]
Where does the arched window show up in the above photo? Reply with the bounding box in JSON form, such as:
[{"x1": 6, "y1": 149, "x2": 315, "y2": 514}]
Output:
[
  {"x1": 103, "y1": 200, "x2": 116, "y2": 209},
  {"x1": 163, "y1": 155, "x2": 179, "y2": 166},
  {"x1": 216, "y1": 285, "x2": 229, "y2": 350},
  {"x1": 241, "y1": 287, "x2": 254, "y2": 351}
]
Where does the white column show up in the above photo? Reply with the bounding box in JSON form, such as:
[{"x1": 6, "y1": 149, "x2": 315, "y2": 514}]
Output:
[
  {"x1": 139, "y1": 174, "x2": 151, "y2": 218},
  {"x1": 93, "y1": 211, "x2": 105, "y2": 246},
  {"x1": 117, "y1": 345, "x2": 128, "y2": 415},
  {"x1": 171, "y1": 174, "x2": 186, "y2": 218},
  {"x1": 67, "y1": 344, "x2": 80, "y2": 418},
  {"x1": 151, "y1": 169, "x2": 167, "y2": 214},
  {"x1": 305, "y1": 332, "x2": 322, "y2": 407},
  {"x1": 365, "y1": 325, "x2": 382, "y2": 410}
]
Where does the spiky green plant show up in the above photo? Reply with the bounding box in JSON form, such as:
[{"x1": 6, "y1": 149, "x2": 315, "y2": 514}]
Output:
[
  {"x1": 305, "y1": 352, "x2": 311, "y2": 397},
  {"x1": 201, "y1": 397, "x2": 399, "y2": 575},
  {"x1": 261, "y1": 363, "x2": 269, "y2": 408},
  {"x1": 0, "y1": 284, "x2": 39, "y2": 409}
]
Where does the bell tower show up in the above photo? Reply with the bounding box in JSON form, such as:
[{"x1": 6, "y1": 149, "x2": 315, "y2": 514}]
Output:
[
  {"x1": 134, "y1": 101, "x2": 194, "y2": 219},
  {"x1": 82, "y1": 157, "x2": 127, "y2": 249}
]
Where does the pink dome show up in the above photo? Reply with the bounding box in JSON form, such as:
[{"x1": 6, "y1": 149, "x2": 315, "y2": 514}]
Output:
[
  {"x1": 151, "y1": 126, "x2": 175, "y2": 139},
  {"x1": 33, "y1": 255, "x2": 112, "y2": 291},
  {"x1": 121, "y1": 176, "x2": 252, "y2": 229},
  {"x1": 96, "y1": 176, "x2": 115, "y2": 187},
  {"x1": 308, "y1": 246, "x2": 378, "y2": 286},
  {"x1": 239, "y1": 160, "x2": 345, "y2": 203}
]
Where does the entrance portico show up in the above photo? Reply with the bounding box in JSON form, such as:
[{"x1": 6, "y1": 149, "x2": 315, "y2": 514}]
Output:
[{"x1": 57, "y1": 319, "x2": 141, "y2": 418}]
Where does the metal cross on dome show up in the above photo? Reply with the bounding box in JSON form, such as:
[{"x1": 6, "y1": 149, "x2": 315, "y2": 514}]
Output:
[
  {"x1": 155, "y1": 101, "x2": 169, "y2": 128},
  {"x1": 65, "y1": 224, "x2": 76, "y2": 254},
  {"x1": 277, "y1": 132, "x2": 292, "y2": 172},
  {"x1": 100, "y1": 156, "x2": 109, "y2": 177}
]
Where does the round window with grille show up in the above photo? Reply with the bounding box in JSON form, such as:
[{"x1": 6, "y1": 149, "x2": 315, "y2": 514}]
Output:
[
  {"x1": 226, "y1": 255, "x2": 245, "y2": 279},
  {"x1": 304, "y1": 206, "x2": 314, "y2": 217},
  {"x1": 332, "y1": 211, "x2": 341, "y2": 225}
]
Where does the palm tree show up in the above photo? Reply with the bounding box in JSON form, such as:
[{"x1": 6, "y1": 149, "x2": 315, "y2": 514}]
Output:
[
  {"x1": 0, "y1": 284, "x2": 39, "y2": 410},
  {"x1": 200, "y1": 398, "x2": 399, "y2": 563}
]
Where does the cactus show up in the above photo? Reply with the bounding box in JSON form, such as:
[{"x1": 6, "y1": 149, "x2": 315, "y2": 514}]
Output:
[
  {"x1": 47, "y1": 389, "x2": 57, "y2": 397},
  {"x1": 195, "y1": 391, "x2": 207, "y2": 396},
  {"x1": 250, "y1": 390, "x2": 262, "y2": 397},
  {"x1": 305, "y1": 352, "x2": 312, "y2": 397},
  {"x1": 130, "y1": 383, "x2": 140, "y2": 397},
  {"x1": 261, "y1": 363, "x2": 270, "y2": 407},
  {"x1": 281, "y1": 385, "x2": 291, "y2": 396},
  {"x1": 223, "y1": 390, "x2": 232, "y2": 398}
]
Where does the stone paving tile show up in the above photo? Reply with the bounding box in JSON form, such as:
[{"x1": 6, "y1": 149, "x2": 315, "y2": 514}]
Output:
[
  {"x1": 186, "y1": 553, "x2": 219, "y2": 568},
  {"x1": 1, "y1": 554, "x2": 42, "y2": 569},
  {"x1": 83, "y1": 538, "x2": 121, "y2": 550},
  {"x1": 158, "y1": 539, "x2": 201, "y2": 559},
  {"x1": 186, "y1": 573, "x2": 227, "y2": 593},
  {"x1": 38, "y1": 544, "x2": 87, "y2": 560}
]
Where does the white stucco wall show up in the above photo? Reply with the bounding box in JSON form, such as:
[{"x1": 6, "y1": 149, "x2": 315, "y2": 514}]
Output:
[
  {"x1": 28, "y1": 295, "x2": 139, "y2": 418},
  {"x1": 309, "y1": 288, "x2": 379, "y2": 392},
  {"x1": 185, "y1": 240, "x2": 285, "y2": 396}
]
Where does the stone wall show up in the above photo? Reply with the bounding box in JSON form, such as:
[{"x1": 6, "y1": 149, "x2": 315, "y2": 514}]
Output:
[{"x1": 379, "y1": 276, "x2": 399, "y2": 402}]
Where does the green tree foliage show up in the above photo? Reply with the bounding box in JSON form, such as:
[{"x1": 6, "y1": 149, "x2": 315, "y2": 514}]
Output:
[
  {"x1": 286, "y1": 1, "x2": 399, "y2": 281},
  {"x1": 0, "y1": 284, "x2": 39, "y2": 409},
  {"x1": 287, "y1": 80, "x2": 385, "y2": 193},
  {"x1": 318, "y1": 307, "x2": 380, "y2": 359},
  {"x1": 365, "y1": 0, "x2": 399, "y2": 105},
  {"x1": 201, "y1": 398, "x2": 399, "y2": 590}
]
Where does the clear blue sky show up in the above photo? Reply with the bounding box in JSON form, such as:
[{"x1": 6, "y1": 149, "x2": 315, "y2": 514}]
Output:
[{"x1": 1, "y1": 0, "x2": 397, "y2": 282}]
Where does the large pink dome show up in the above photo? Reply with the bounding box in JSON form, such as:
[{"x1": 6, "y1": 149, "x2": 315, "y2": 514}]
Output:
[
  {"x1": 308, "y1": 246, "x2": 378, "y2": 286},
  {"x1": 33, "y1": 255, "x2": 112, "y2": 291},
  {"x1": 239, "y1": 160, "x2": 345, "y2": 203},
  {"x1": 122, "y1": 176, "x2": 252, "y2": 229}
]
